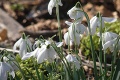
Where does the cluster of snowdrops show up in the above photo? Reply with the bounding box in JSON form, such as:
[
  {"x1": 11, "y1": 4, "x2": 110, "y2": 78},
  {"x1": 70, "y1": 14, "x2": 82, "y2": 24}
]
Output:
[{"x1": 0, "y1": 0, "x2": 120, "y2": 80}]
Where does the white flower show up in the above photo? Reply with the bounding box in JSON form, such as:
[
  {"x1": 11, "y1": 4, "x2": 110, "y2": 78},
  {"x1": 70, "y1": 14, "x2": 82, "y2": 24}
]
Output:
[
  {"x1": 90, "y1": 16, "x2": 117, "y2": 35},
  {"x1": 64, "y1": 21, "x2": 87, "y2": 45},
  {"x1": 0, "y1": 62, "x2": 15, "y2": 80},
  {"x1": 13, "y1": 37, "x2": 32, "y2": 58},
  {"x1": 102, "y1": 32, "x2": 118, "y2": 43},
  {"x1": 22, "y1": 40, "x2": 62, "y2": 64},
  {"x1": 100, "y1": 32, "x2": 119, "y2": 51},
  {"x1": 65, "y1": 54, "x2": 80, "y2": 69},
  {"x1": 3, "y1": 56, "x2": 18, "y2": 71},
  {"x1": 33, "y1": 40, "x2": 44, "y2": 50},
  {"x1": 97, "y1": 32, "x2": 119, "y2": 52},
  {"x1": 103, "y1": 38, "x2": 120, "y2": 52},
  {"x1": 67, "y1": 6, "x2": 84, "y2": 22},
  {"x1": 67, "y1": 21, "x2": 88, "y2": 36},
  {"x1": 64, "y1": 32, "x2": 80, "y2": 45},
  {"x1": 48, "y1": 0, "x2": 63, "y2": 15}
]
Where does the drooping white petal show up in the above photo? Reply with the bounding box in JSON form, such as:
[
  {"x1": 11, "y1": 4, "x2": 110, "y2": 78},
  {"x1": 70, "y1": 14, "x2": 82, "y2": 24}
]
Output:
[
  {"x1": 0, "y1": 62, "x2": 15, "y2": 80},
  {"x1": 19, "y1": 40, "x2": 27, "y2": 58},
  {"x1": 47, "y1": 46, "x2": 58, "y2": 61},
  {"x1": 64, "y1": 32, "x2": 70, "y2": 45},
  {"x1": 33, "y1": 40, "x2": 44, "y2": 50},
  {"x1": 56, "y1": 42, "x2": 63, "y2": 47},
  {"x1": 13, "y1": 38, "x2": 22, "y2": 53},
  {"x1": 48, "y1": 0, "x2": 63, "y2": 15},
  {"x1": 22, "y1": 48, "x2": 39, "y2": 60},
  {"x1": 102, "y1": 17, "x2": 117, "y2": 23},
  {"x1": 37, "y1": 45, "x2": 48, "y2": 63},
  {"x1": 48, "y1": 0, "x2": 55, "y2": 15},
  {"x1": 10, "y1": 71, "x2": 15, "y2": 78},
  {"x1": 66, "y1": 54, "x2": 80, "y2": 69},
  {"x1": 68, "y1": 26, "x2": 81, "y2": 45},
  {"x1": 67, "y1": 6, "x2": 84, "y2": 21},
  {"x1": 72, "y1": 33, "x2": 81, "y2": 45},
  {"x1": 75, "y1": 23, "x2": 87, "y2": 34},
  {"x1": 90, "y1": 16, "x2": 98, "y2": 35},
  {"x1": 103, "y1": 40, "x2": 113, "y2": 50},
  {"x1": 3, "y1": 56, "x2": 18, "y2": 71},
  {"x1": 65, "y1": 21, "x2": 72, "y2": 26},
  {"x1": 58, "y1": 0, "x2": 63, "y2": 6},
  {"x1": 103, "y1": 32, "x2": 118, "y2": 43}
]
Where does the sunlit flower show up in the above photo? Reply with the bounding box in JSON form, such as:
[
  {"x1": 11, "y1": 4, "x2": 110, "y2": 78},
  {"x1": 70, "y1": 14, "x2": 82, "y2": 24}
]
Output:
[
  {"x1": 67, "y1": 6, "x2": 84, "y2": 22},
  {"x1": 103, "y1": 37, "x2": 120, "y2": 52},
  {"x1": 22, "y1": 40, "x2": 63, "y2": 64},
  {"x1": 97, "y1": 32, "x2": 119, "y2": 52},
  {"x1": 13, "y1": 36, "x2": 32, "y2": 58},
  {"x1": 102, "y1": 32, "x2": 118, "y2": 43},
  {"x1": 90, "y1": 16, "x2": 117, "y2": 35},
  {"x1": 97, "y1": 32, "x2": 119, "y2": 51},
  {"x1": 67, "y1": 21, "x2": 88, "y2": 37},
  {"x1": 65, "y1": 54, "x2": 80, "y2": 69},
  {"x1": 64, "y1": 32, "x2": 80, "y2": 45},
  {"x1": 64, "y1": 21, "x2": 87, "y2": 45},
  {"x1": 48, "y1": 0, "x2": 63, "y2": 15},
  {"x1": 0, "y1": 62, "x2": 15, "y2": 80}
]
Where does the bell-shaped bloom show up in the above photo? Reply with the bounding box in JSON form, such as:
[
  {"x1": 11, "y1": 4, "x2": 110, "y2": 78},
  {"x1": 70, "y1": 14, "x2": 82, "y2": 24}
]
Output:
[
  {"x1": 3, "y1": 56, "x2": 18, "y2": 71},
  {"x1": 64, "y1": 32, "x2": 80, "y2": 45},
  {"x1": 64, "y1": 21, "x2": 87, "y2": 45},
  {"x1": 103, "y1": 38, "x2": 120, "y2": 52},
  {"x1": 67, "y1": 6, "x2": 84, "y2": 22},
  {"x1": 48, "y1": 0, "x2": 63, "y2": 15},
  {"x1": 67, "y1": 21, "x2": 88, "y2": 37},
  {"x1": 102, "y1": 32, "x2": 118, "y2": 43},
  {"x1": 97, "y1": 32, "x2": 119, "y2": 52},
  {"x1": 22, "y1": 40, "x2": 63, "y2": 64},
  {"x1": 65, "y1": 54, "x2": 80, "y2": 69},
  {"x1": 13, "y1": 37, "x2": 32, "y2": 58},
  {"x1": 0, "y1": 62, "x2": 15, "y2": 80},
  {"x1": 33, "y1": 40, "x2": 44, "y2": 50},
  {"x1": 90, "y1": 16, "x2": 117, "y2": 35}
]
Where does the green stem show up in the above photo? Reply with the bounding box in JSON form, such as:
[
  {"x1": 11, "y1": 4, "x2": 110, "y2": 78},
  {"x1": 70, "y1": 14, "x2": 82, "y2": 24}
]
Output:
[
  {"x1": 10, "y1": 54, "x2": 26, "y2": 80},
  {"x1": 98, "y1": 13, "x2": 104, "y2": 80},
  {"x1": 83, "y1": 11, "x2": 98, "y2": 80},
  {"x1": 72, "y1": 22, "x2": 78, "y2": 55},
  {"x1": 56, "y1": 2, "x2": 62, "y2": 42},
  {"x1": 111, "y1": 36, "x2": 119, "y2": 80},
  {"x1": 104, "y1": 52, "x2": 107, "y2": 80}
]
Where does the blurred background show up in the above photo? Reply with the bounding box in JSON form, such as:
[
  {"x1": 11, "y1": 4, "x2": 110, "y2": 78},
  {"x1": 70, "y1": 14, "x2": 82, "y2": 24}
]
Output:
[{"x1": 0, "y1": 0, "x2": 120, "y2": 48}]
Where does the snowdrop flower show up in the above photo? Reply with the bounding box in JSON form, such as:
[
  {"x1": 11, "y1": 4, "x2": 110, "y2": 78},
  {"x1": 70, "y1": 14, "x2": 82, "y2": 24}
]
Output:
[
  {"x1": 64, "y1": 32, "x2": 80, "y2": 45},
  {"x1": 13, "y1": 33, "x2": 32, "y2": 58},
  {"x1": 3, "y1": 56, "x2": 18, "y2": 71},
  {"x1": 66, "y1": 21, "x2": 88, "y2": 37},
  {"x1": 65, "y1": 54, "x2": 80, "y2": 69},
  {"x1": 102, "y1": 32, "x2": 118, "y2": 43},
  {"x1": 90, "y1": 16, "x2": 117, "y2": 35},
  {"x1": 22, "y1": 40, "x2": 62, "y2": 64},
  {"x1": 48, "y1": 0, "x2": 63, "y2": 15},
  {"x1": 0, "y1": 62, "x2": 15, "y2": 80},
  {"x1": 64, "y1": 21, "x2": 87, "y2": 45},
  {"x1": 33, "y1": 40, "x2": 44, "y2": 50},
  {"x1": 97, "y1": 32, "x2": 119, "y2": 52},
  {"x1": 103, "y1": 38, "x2": 120, "y2": 52},
  {"x1": 67, "y1": 4, "x2": 84, "y2": 22}
]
